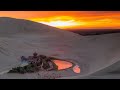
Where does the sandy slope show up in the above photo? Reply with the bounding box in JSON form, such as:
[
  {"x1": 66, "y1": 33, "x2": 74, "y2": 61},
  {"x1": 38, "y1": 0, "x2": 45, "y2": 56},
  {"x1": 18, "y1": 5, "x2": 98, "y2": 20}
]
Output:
[
  {"x1": 0, "y1": 17, "x2": 83, "y2": 78},
  {"x1": 0, "y1": 17, "x2": 120, "y2": 79},
  {"x1": 78, "y1": 59, "x2": 120, "y2": 79}
]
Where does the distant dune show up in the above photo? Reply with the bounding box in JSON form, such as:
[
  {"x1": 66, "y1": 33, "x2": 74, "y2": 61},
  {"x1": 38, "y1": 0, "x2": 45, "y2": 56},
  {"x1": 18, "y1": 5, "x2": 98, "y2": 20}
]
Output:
[{"x1": 70, "y1": 29, "x2": 120, "y2": 36}]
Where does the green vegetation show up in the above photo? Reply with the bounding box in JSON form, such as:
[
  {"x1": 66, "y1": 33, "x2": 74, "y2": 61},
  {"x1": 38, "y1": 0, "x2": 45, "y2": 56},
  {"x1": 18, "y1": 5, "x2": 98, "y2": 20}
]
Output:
[
  {"x1": 8, "y1": 54, "x2": 59, "y2": 74},
  {"x1": 8, "y1": 64, "x2": 32, "y2": 74}
]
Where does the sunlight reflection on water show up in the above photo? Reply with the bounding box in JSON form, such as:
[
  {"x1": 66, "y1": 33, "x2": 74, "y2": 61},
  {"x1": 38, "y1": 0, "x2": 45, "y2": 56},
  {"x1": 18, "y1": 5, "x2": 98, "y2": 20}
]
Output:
[
  {"x1": 73, "y1": 65, "x2": 81, "y2": 73},
  {"x1": 53, "y1": 60, "x2": 73, "y2": 70},
  {"x1": 53, "y1": 60, "x2": 80, "y2": 74}
]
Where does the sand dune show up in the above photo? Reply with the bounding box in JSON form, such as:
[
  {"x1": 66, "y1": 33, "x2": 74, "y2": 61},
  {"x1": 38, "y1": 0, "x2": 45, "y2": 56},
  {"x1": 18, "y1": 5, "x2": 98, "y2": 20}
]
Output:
[
  {"x1": 0, "y1": 17, "x2": 82, "y2": 78},
  {"x1": 78, "y1": 59, "x2": 120, "y2": 79},
  {"x1": 0, "y1": 17, "x2": 120, "y2": 79}
]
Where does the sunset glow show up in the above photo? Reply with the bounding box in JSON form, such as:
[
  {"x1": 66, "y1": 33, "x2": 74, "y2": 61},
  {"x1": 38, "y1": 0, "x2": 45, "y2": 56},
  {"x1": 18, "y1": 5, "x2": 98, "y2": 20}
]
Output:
[
  {"x1": 0, "y1": 11, "x2": 120, "y2": 30},
  {"x1": 29, "y1": 12, "x2": 120, "y2": 29},
  {"x1": 30, "y1": 16, "x2": 120, "y2": 29},
  {"x1": 30, "y1": 16, "x2": 86, "y2": 29}
]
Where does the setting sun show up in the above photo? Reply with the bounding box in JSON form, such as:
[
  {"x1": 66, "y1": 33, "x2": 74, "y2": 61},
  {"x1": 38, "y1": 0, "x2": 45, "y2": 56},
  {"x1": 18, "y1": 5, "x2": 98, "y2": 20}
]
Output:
[
  {"x1": 39, "y1": 20, "x2": 85, "y2": 29},
  {"x1": 30, "y1": 16, "x2": 86, "y2": 29}
]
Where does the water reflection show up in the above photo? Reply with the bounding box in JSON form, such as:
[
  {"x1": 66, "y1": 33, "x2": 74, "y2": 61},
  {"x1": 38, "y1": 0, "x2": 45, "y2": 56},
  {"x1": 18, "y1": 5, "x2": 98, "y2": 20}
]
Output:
[
  {"x1": 53, "y1": 60, "x2": 73, "y2": 70},
  {"x1": 53, "y1": 60, "x2": 80, "y2": 74},
  {"x1": 73, "y1": 65, "x2": 81, "y2": 73}
]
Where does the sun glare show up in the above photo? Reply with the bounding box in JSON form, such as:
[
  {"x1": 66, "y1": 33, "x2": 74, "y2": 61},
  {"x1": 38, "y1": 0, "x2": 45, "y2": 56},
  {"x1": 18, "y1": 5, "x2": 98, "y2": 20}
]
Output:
[
  {"x1": 39, "y1": 20, "x2": 84, "y2": 29},
  {"x1": 30, "y1": 16, "x2": 86, "y2": 29}
]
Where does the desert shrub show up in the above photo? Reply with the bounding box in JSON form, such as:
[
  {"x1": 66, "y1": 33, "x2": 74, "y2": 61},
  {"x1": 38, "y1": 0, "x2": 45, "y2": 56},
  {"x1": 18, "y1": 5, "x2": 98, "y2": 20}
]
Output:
[
  {"x1": 49, "y1": 57, "x2": 58, "y2": 60},
  {"x1": 8, "y1": 54, "x2": 59, "y2": 74}
]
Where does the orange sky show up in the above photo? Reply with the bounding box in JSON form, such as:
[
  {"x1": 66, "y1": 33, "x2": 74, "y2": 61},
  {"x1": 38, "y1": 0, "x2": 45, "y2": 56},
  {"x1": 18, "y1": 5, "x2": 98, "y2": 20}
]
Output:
[{"x1": 0, "y1": 11, "x2": 120, "y2": 30}]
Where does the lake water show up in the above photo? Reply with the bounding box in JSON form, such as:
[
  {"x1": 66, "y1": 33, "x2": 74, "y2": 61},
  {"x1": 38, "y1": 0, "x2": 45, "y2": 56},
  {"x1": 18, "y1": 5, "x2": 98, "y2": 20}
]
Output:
[
  {"x1": 73, "y1": 65, "x2": 81, "y2": 73},
  {"x1": 53, "y1": 60, "x2": 73, "y2": 70},
  {"x1": 53, "y1": 60, "x2": 81, "y2": 73}
]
